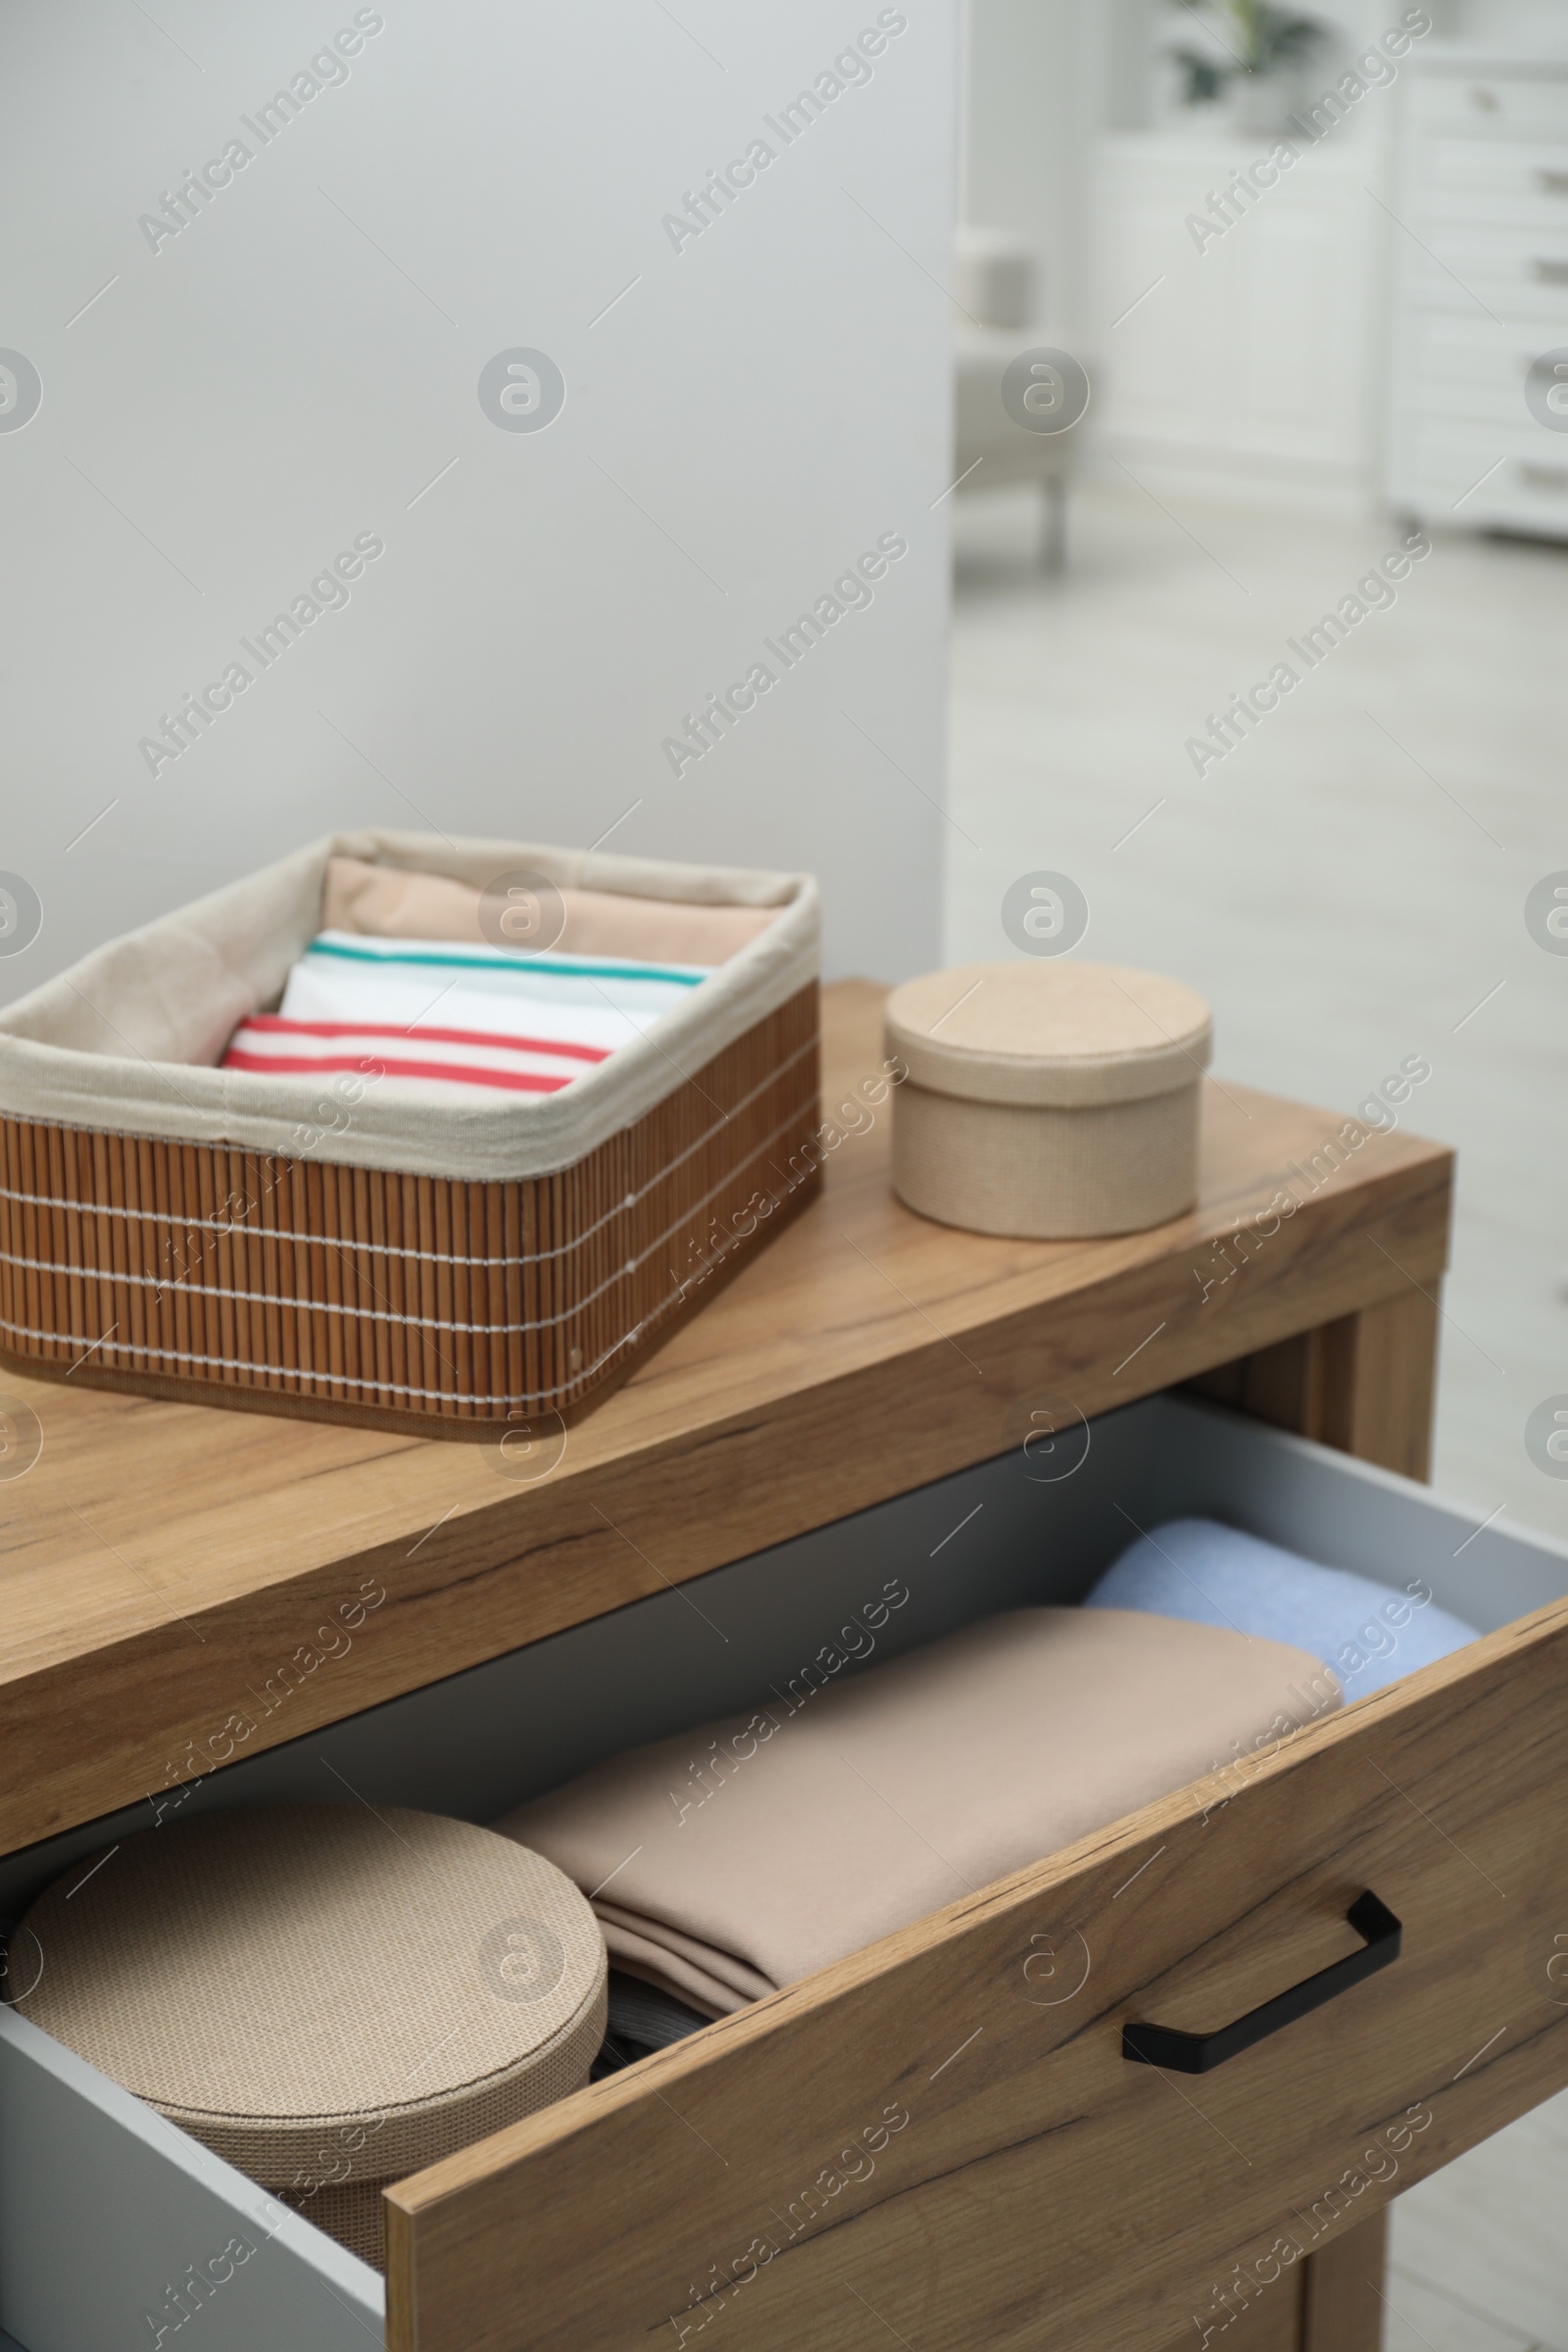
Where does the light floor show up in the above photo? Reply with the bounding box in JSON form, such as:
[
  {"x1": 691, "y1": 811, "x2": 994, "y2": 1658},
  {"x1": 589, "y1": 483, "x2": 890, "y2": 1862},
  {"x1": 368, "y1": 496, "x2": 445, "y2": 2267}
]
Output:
[
  {"x1": 1384, "y1": 2082, "x2": 1568, "y2": 2351},
  {"x1": 949, "y1": 474, "x2": 1568, "y2": 2352},
  {"x1": 949, "y1": 473, "x2": 1568, "y2": 1546}
]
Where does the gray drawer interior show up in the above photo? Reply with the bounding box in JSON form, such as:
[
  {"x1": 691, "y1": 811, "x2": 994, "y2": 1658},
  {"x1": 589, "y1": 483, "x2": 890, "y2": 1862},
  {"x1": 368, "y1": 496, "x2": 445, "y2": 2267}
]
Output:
[
  {"x1": 0, "y1": 2009, "x2": 384, "y2": 2352},
  {"x1": 4, "y1": 1392, "x2": 1565, "y2": 2352}
]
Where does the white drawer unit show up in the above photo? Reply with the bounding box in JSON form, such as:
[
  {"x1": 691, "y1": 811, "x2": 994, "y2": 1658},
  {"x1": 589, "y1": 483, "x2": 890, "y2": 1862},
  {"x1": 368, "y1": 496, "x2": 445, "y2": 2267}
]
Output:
[
  {"x1": 1402, "y1": 311, "x2": 1568, "y2": 415},
  {"x1": 1396, "y1": 222, "x2": 1568, "y2": 316},
  {"x1": 1385, "y1": 50, "x2": 1568, "y2": 535},
  {"x1": 3, "y1": 1392, "x2": 1568, "y2": 2352},
  {"x1": 1392, "y1": 418, "x2": 1568, "y2": 532},
  {"x1": 1409, "y1": 67, "x2": 1568, "y2": 139},
  {"x1": 1411, "y1": 137, "x2": 1568, "y2": 226}
]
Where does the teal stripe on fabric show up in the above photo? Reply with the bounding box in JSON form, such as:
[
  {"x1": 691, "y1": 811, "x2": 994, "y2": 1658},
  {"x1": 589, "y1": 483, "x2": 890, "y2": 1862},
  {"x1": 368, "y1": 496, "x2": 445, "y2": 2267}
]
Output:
[{"x1": 306, "y1": 939, "x2": 707, "y2": 986}]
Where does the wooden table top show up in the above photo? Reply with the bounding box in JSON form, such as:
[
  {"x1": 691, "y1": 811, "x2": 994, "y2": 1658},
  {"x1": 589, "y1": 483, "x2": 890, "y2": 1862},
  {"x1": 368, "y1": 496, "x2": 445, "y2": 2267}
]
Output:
[{"x1": 0, "y1": 981, "x2": 1452, "y2": 1858}]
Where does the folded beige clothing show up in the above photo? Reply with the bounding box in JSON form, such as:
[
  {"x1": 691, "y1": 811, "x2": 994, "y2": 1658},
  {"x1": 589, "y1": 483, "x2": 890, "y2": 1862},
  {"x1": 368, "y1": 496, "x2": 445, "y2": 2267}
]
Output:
[
  {"x1": 321, "y1": 856, "x2": 777, "y2": 966},
  {"x1": 494, "y1": 1606, "x2": 1340, "y2": 2016}
]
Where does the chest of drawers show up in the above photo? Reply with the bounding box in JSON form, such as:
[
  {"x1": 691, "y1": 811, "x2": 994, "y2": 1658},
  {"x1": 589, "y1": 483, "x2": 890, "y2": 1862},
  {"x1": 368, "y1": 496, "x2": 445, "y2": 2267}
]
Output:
[
  {"x1": 1385, "y1": 49, "x2": 1568, "y2": 535},
  {"x1": 3, "y1": 982, "x2": 1565, "y2": 2352}
]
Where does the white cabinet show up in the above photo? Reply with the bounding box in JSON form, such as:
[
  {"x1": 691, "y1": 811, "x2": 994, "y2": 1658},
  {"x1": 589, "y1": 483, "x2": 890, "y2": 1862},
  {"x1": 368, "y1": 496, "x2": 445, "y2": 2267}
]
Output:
[
  {"x1": 1384, "y1": 51, "x2": 1568, "y2": 535},
  {"x1": 1088, "y1": 133, "x2": 1382, "y2": 492}
]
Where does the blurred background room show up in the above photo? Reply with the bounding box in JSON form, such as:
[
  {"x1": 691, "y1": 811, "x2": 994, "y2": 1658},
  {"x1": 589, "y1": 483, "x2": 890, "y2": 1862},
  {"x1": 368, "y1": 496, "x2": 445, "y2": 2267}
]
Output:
[{"x1": 948, "y1": 9, "x2": 1568, "y2": 2337}]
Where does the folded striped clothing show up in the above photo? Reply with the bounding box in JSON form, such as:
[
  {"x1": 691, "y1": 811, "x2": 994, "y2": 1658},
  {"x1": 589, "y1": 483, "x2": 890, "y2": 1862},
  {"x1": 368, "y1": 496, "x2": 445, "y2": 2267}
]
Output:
[{"x1": 222, "y1": 931, "x2": 710, "y2": 1101}]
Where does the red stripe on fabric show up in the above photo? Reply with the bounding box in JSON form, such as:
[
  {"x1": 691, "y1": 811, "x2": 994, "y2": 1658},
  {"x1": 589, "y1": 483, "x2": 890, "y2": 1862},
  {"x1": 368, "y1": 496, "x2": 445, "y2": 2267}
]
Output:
[
  {"x1": 222, "y1": 1050, "x2": 573, "y2": 1094},
  {"x1": 240, "y1": 1014, "x2": 609, "y2": 1063}
]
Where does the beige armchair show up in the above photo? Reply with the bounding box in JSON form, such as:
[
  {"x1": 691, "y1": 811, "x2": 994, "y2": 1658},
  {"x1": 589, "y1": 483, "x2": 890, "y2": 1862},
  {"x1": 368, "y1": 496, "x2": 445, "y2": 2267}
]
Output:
[{"x1": 953, "y1": 226, "x2": 1095, "y2": 572}]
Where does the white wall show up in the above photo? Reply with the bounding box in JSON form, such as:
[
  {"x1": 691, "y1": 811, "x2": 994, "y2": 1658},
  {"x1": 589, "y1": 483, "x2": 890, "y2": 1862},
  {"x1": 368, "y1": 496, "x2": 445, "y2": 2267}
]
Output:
[
  {"x1": 0, "y1": 0, "x2": 956, "y2": 999},
  {"x1": 962, "y1": 0, "x2": 1081, "y2": 316},
  {"x1": 1453, "y1": 0, "x2": 1568, "y2": 43}
]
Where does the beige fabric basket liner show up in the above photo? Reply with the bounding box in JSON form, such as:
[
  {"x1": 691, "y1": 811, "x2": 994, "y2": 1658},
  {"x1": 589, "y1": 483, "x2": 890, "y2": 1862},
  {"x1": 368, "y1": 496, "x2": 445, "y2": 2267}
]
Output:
[
  {"x1": 0, "y1": 830, "x2": 818, "y2": 1183},
  {"x1": 12, "y1": 1806, "x2": 608, "y2": 2185}
]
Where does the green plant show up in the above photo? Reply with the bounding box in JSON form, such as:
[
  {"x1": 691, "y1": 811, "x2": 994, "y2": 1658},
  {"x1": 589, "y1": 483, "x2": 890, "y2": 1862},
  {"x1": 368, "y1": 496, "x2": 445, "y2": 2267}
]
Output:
[{"x1": 1168, "y1": 0, "x2": 1326, "y2": 103}]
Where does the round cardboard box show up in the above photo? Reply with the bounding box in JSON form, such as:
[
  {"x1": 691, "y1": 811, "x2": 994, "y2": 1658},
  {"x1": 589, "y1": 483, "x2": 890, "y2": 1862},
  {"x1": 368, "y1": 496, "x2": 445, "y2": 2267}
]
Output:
[
  {"x1": 12, "y1": 1805, "x2": 608, "y2": 2269},
  {"x1": 886, "y1": 961, "x2": 1213, "y2": 1239}
]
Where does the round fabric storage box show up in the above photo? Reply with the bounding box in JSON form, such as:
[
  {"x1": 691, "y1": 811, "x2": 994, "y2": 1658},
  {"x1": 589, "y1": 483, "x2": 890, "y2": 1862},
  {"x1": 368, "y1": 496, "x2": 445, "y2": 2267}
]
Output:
[
  {"x1": 11, "y1": 1805, "x2": 608, "y2": 2269},
  {"x1": 886, "y1": 961, "x2": 1212, "y2": 1240}
]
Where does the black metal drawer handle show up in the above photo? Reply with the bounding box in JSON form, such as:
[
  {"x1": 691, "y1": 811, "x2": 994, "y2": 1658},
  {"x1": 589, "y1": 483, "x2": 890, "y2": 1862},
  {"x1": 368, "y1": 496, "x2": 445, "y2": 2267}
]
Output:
[{"x1": 1122, "y1": 1891, "x2": 1401, "y2": 2076}]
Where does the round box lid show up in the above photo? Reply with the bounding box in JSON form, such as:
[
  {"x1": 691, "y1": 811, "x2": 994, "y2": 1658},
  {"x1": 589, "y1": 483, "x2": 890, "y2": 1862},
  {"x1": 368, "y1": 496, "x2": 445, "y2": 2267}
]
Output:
[
  {"x1": 885, "y1": 962, "x2": 1212, "y2": 1108},
  {"x1": 13, "y1": 1805, "x2": 607, "y2": 2183}
]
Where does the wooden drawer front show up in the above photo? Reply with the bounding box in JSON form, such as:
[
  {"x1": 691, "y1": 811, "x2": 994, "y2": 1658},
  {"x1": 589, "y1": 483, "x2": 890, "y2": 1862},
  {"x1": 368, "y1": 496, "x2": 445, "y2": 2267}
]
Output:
[
  {"x1": 382, "y1": 1414, "x2": 1568, "y2": 2352},
  {"x1": 385, "y1": 1601, "x2": 1568, "y2": 2352},
  {"x1": 7, "y1": 1396, "x2": 1568, "y2": 2352}
]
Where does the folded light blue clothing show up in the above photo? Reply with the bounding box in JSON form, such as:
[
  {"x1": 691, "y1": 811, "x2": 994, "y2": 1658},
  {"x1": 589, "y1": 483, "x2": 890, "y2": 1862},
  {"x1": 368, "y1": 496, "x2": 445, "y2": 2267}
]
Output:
[{"x1": 1085, "y1": 1519, "x2": 1478, "y2": 1698}]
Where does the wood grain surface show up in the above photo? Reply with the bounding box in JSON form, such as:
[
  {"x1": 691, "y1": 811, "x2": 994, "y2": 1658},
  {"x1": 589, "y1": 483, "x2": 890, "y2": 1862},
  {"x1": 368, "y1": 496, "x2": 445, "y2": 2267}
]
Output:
[
  {"x1": 384, "y1": 1591, "x2": 1568, "y2": 2352},
  {"x1": 1190, "y1": 1289, "x2": 1441, "y2": 1482},
  {"x1": 1300, "y1": 2208, "x2": 1389, "y2": 2352},
  {"x1": 0, "y1": 981, "x2": 1452, "y2": 1858}
]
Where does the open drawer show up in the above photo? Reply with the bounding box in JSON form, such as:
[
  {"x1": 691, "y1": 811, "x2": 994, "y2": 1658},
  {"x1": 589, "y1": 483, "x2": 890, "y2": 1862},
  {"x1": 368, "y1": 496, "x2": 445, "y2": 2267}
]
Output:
[{"x1": 4, "y1": 1391, "x2": 1568, "y2": 2352}]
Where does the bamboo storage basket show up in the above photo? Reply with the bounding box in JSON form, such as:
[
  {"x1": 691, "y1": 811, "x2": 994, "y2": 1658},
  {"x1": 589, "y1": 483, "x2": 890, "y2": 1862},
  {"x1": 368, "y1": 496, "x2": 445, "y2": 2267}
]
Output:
[
  {"x1": 11, "y1": 1806, "x2": 609, "y2": 2271},
  {"x1": 886, "y1": 961, "x2": 1212, "y2": 1240},
  {"x1": 0, "y1": 831, "x2": 821, "y2": 1436}
]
